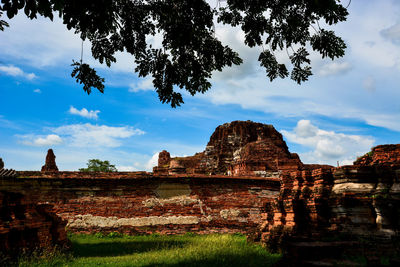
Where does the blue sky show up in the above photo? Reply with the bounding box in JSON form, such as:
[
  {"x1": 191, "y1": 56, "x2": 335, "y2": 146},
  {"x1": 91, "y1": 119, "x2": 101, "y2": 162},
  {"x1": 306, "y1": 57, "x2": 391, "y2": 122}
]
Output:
[{"x1": 1, "y1": 0, "x2": 400, "y2": 171}]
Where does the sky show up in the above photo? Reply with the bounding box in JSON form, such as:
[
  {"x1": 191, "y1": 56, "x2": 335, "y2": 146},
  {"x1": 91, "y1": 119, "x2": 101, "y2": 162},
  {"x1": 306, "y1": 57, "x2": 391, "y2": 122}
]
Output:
[{"x1": 1, "y1": 0, "x2": 400, "y2": 171}]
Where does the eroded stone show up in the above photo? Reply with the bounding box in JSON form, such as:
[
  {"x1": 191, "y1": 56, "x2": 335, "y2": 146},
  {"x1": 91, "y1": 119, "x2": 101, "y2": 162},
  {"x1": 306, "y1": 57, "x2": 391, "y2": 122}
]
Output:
[{"x1": 68, "y1": 214, "x2": 200, "y2": 228}]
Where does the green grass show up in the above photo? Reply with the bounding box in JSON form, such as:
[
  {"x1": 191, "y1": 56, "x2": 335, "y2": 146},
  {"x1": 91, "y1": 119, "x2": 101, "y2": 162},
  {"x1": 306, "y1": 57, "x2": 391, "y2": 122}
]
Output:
[{"x1": 16, "y1": 233, "x2": 281, "y2": 267}]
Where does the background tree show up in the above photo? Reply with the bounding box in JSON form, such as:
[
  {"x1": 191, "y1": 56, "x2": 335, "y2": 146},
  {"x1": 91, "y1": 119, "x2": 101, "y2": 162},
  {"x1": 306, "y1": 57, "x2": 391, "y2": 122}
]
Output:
[
  {"x1": 79, "y1": 159, "x2": 117, "y2": 172},
  {"x1": 0, "y1": 0, "x2": 348, "y2": 107}
]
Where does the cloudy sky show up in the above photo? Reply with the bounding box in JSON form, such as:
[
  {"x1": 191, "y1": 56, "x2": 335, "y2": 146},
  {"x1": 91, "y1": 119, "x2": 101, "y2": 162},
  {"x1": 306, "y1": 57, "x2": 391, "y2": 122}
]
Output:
[{"x1": 1, "y1": 0, "x2": 400, "y2": 171}]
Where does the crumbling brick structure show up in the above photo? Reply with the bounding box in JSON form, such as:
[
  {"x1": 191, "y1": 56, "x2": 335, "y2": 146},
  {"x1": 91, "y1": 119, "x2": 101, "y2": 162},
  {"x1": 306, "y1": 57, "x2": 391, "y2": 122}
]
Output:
[
  {"x1": 0, "y1": 191, "x2": 68, "y2": 256},
  {"x1": 41, "y1": 149, "x2": 59, "y2": 172},
  {"x1": 259, "y1": 145, "x2": 400, "y2": 265},
  {"x1": 154, "y1": 121, "x2": 305, "y2": 176}
]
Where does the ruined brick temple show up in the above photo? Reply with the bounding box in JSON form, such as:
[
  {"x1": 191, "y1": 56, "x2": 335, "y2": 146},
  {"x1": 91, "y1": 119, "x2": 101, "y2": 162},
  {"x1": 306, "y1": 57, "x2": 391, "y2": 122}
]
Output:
[{"x1": 1, "y1": 121, "x2": 399, "y2": 263}]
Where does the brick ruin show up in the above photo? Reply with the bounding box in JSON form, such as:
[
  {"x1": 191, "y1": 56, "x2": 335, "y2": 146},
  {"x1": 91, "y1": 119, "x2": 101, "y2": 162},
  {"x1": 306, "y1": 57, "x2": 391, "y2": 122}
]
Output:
[
  {"x1": 153, "y1": 121, "x2": 400, "y2": 263},
  {"x1": 1, "y1": 158, "x2": 67, "y2": 257},
  {"x1": 253, "y1": 144, "x2": 399, "y2": 264},
  {"x1": 0, "y1": 191, "x2": 68, "y2": 256},
  {"x1": 41, "y1": 149, "x2": 59, "y2": 172},
  {"x1": 154, "y1": 121, "x2": 305, "y2": 176},
  {"x1": 1, "y1": 120, "x2": 400, "y2": 263}
]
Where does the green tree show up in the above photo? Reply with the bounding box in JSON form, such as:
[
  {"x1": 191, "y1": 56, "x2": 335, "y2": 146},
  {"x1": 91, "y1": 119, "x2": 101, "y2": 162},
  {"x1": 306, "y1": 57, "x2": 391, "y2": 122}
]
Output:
[
  {"x1": 0, "y1": 0, "x2": 348, "y2": 107},
  {"x1": 79, "y1": 159, "x2": 117, "y2": 172}
]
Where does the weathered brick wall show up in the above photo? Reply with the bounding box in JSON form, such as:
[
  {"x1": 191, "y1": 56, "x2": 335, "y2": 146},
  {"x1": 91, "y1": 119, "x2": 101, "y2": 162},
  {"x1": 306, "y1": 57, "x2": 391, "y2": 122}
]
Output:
[
  {"x1": 1, "y1": 173, "x2": 280, "y2": 235},
  {"x1": 354, "y1": 144, "x2": 400, "y2": 167},
  {"x1": 0, "y1": 191, "x2": 68, "y2": 256},
  {"x1": 330, "y1": 165, "x2": 400, "y2": 237},
  {"x1": 258, "y1": 165, "x2": 400, "y2": 264},
  {"x1": 259, "y1": 167, "x2": 334, "y2": 247}
]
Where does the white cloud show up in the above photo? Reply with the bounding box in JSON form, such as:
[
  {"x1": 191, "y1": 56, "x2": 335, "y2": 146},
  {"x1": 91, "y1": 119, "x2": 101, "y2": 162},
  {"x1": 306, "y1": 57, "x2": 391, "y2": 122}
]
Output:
[
  {"x1": 2, "y1": 0, "x2": 400, "y2": 136},
  {"x1": 381, "y1": 22, "x2": 400, "y2": 44},
  {"x1": 115, "y1": 161, "x2": 142, "y2": 172},
  {"x1": 0, "y1": 64, "x2": 37, "y2": 80},
  {"x1": 116, "y1": 165, "x2": 138, "y2": 172},
  {"x1": 33, "y1": 88, "x2": 41, "y2": 93},
  {"x1": 0, "y1": 15, "x2": 81, "y2": 68},
  {"x1": 129, "y1": 77, "x2": 154, "y2": 93},
  {"x1": 363, "y1": 114, "x2": 400, "y2": 132},
  {"x1": 282, "y1": 120, "x2": 375, "y2": 166},
  {"x1": 340, "y1": 2, "x2": 400, "y2": 69},
  {"x1": 0, "y1": 14, "x2": 137, "y2": 74},
  {"x1": 52, "y1": 123, "x2": 145, "y2": 147},
  {"x1": 20, "y1": 134, "x2": 63, "y2": 146},
  {"x1": 363, "y1": 76, "x2": 376, "y2": 92},
  {"x1": 201, "y1": 60, "x2": 400, "y2": 131},
  {"x1": 145, "y1": 152, "x2": 159, "y2": 171},
  {"x1": 198, "y1": 1, "x2": 400, "y2": 133},
  {"x1": 319, "y1": 62, "x2": 351, "y2": 76},
  {"x1": 33, "y1": 134, "x2": 63, "y2": 146},
  {"x1": 69, "y1": 106, "x2": 100, "y2": 119},
  {"x1": 26, "y1": 73, "x2": 36, "y2": 79},
  {"x1": 0, "y1": 115, "x2": 20, "y2": 130},
  {"x1": 212, "y1": 25, "x2": 261, "y2": 81}
]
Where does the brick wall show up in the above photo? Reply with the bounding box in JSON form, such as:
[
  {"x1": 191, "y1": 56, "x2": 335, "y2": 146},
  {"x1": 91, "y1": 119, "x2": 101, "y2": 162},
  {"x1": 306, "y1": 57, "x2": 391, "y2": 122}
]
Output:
[
  {"x1": 0, "y1": 191, "x2": 68, "y2": 255},
  {"x1": 1, "y1": 173, "x2": 280, "y2": 235}
]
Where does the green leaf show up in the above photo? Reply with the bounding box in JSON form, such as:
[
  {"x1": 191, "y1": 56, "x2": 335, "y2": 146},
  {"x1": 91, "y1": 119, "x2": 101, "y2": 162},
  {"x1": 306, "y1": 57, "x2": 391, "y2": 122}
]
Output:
[
  {"x1": 289, "y1": 47, "x2": 311, "y2": 67},
  {"x1": 311, "y1": 30, "x2": 346, "y2": 60},
  {"x1": 258, "y1": 51, "x2": 288, "y2": 81},
  {"x1": 291, "y1": 66, "x2": 312, "y2": 84},
  {"x1": 0, "y1": 11, "x2": 10, "y2": 31},
  {"x1": 71, "y1": 61, "x2": 105, "y2": 95}
]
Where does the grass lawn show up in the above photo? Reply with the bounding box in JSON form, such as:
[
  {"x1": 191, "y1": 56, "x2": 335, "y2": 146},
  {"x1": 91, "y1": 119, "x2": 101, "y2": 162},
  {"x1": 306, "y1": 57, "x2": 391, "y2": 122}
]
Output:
[{"x1": 16, "y1": 233, "x2": 281, "y2": 267}]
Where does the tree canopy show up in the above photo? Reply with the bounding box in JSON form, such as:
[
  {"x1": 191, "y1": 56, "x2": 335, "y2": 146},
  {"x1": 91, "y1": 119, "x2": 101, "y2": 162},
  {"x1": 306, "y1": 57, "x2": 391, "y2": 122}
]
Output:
[
  {"x1": 79, "y1": 159, "x2": 117, "y2": 172},
  {"x1": 0, "y1": 0, "x2": 348, "y2": 107}
]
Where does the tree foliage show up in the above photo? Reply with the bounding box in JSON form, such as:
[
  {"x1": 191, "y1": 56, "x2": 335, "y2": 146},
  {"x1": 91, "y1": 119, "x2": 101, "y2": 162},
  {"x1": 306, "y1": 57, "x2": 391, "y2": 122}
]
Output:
[
  {"x1": 0, "y1": 0, "x2": 348, "y2": 107},
  {"x1": 71, "y1": 60, "x2": 105, "y2": 94},
  {"x1": 0, "y1": 11, "x2": 8, "y2": 30},
  {"x1": 79, "y1": 159, "x2": 117, "y2": 172}
]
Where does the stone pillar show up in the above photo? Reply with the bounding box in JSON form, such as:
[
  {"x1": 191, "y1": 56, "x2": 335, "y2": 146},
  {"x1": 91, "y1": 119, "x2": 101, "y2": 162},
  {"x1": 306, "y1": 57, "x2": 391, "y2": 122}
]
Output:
[{"x1": 41, "y1": 149, "x2": 59, "y2": 172}]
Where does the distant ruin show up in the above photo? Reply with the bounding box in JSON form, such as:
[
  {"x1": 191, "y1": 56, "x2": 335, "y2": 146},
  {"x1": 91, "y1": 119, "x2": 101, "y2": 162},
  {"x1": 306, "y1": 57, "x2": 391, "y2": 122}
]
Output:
[
  {"x1": 41, "y1": 148, "x2": 59, "y2": 172},
  {"x1": 154, "y1": 121, "x2": 309, "y2": 176}
]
